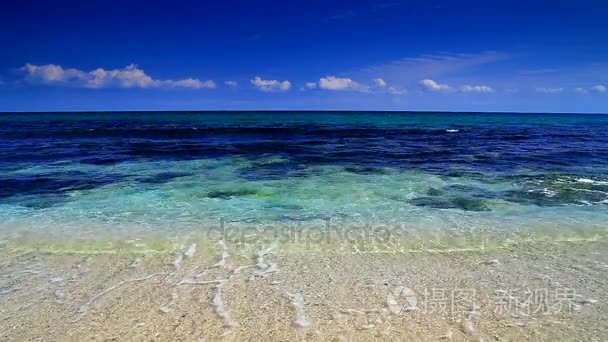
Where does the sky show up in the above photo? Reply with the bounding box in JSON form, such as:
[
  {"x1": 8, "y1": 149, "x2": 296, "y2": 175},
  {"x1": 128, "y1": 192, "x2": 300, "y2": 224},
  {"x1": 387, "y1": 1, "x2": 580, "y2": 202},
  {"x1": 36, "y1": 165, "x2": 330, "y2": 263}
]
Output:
[{"x1": 1, "y1": 0, "x2": 607, "y2": 113}]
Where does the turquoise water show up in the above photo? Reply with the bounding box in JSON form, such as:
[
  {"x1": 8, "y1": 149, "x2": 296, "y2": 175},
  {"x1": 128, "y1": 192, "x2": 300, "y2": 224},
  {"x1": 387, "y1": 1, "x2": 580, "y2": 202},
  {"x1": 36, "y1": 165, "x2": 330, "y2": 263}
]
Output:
[{"x1": 1, "y1": 112, "x2": 607, "y2": 243}]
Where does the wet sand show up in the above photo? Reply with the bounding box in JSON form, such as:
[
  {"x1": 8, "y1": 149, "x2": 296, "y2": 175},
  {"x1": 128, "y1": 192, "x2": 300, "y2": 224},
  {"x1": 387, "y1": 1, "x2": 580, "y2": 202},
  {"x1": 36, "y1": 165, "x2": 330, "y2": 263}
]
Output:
[{"x1": 1, "y1": 233, "x2": 607, "y2": 341}]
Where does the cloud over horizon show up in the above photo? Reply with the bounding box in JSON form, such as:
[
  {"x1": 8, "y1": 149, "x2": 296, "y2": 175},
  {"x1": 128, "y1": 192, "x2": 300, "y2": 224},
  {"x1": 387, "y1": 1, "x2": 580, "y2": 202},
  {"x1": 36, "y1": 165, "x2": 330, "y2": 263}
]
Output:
[
  {"x1": 224, "y1": 80, "x2": 238, "y2": 87},
  {"x1": 373, "y1": 78, "x2": 387, "y2": 88},
  {"x1": 461, "y1": 85, "x2": 495, "y2": 93},
  {"x1": 574, "y1": 84, "x2": 607, "y2": 94},
  {"x1": 419, "y1": 79, "x2": 496, "y2": 93},
  {"x1": 419, "y1": 79, "x2": 450, "y2": 91},
  {"x1": 318, "y1": 76, "x2": 368, "y2": 92},
  {"x1": 12, "y1": 60, "x2": 608, "y2": 102},
  {"x1": 21, "y1": 64, "x2": 215, "y2": 89},
  {"x1": 536, "y1": 87, "x2": 564, "y2": 94},
  {"x1": 250, "y1": 76, "x2": 291, "y2": 92}
]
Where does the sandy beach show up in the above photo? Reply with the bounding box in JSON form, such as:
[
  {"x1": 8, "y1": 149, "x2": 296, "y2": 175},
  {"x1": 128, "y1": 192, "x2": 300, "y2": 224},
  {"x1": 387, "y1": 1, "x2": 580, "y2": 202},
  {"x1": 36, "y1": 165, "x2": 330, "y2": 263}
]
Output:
[{"x1": 1, "y1": 227, "x2": 606, "y2": 341}]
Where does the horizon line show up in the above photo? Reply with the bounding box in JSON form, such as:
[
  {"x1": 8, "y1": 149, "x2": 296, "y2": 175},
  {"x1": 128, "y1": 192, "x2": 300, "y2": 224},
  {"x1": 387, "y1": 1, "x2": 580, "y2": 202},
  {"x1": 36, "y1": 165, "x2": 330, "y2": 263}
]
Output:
[{"x1": 1, "y1": 109, "x2": 608, "y2": 115}]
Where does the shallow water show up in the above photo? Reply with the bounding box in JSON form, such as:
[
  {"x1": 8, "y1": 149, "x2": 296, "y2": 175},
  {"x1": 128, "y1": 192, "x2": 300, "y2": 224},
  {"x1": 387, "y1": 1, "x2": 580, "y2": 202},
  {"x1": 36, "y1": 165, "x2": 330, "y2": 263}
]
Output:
[{"x1": 1, "y1": 112, "x2": 607, "y2": 242}]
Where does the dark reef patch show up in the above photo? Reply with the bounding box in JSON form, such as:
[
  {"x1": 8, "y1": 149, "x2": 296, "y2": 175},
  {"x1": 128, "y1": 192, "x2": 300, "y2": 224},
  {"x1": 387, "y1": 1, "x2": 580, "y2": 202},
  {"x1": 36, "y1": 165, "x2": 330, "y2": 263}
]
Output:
[
  {"x1": 409, "y1": 196, "x2": 491, "y2": 211},
  {"x1": 207, "y1": 189, "x2": 259, "y2": 199},
  {"x1": 138, "y1": 172, "x2": 193, "y2": 184},
  {"x1": 0, "y1": 172, "x2": 118, "y2": 198},
  {"x1": 343, "y1": 165, "x2": 392, "y2": 175}
]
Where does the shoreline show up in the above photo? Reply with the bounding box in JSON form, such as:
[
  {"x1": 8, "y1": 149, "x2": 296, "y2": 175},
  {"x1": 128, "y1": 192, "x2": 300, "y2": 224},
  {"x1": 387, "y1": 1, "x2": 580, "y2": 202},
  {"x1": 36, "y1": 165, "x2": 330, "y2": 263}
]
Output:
[{"x1": 1, "y1": 230, "x2": 606, "y2": 340}]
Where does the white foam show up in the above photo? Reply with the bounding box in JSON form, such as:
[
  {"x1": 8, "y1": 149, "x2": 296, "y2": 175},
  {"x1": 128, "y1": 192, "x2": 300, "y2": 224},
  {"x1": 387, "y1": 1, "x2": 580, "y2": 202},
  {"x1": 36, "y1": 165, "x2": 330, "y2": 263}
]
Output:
[
  {"x1": 576, "y1": 297, "x2": 597, "y2": 305},
  {"x1": 463, "y1": 318, "x2": 476, "y2": 335},
  {"x1": 184, "y1": 244, "x2": 197, "y2": 258},
  {"x1": 178, "y1": 278, "x2": 226, "y2": 286},
  {"x1": 340, "y1": 308, "x2": 366, "y2": 315},
  {"x1": 194, "y1": 269, "x2": 209, "y2": 278},
  {"x1": 540, "y1": 188, "x2": 557, "y2": 197},
  {"x1": 173, "y1": 244, "x2": 197, "y2": 269},
  {"x1": 249, "y1": 246, "x2": 278, "y2": 280},
  {"x1": 461, "y1": 312, "x2": 482, "y2": 339},
  {"x1": 576, "y1": 178, "x2": 608, "y2": 185},
  {"x1": 15, "y1": 270, "x2": 41, "y2": 275},
  {"x1": 231, "y1": 265, "x2": 254, "y2": 275},
  {"x1": 253, "y1": 263, "x2": 278, "y2": 278},
  {"x1": 213, "y1": 281, "x2": 236, "y2": 330},
  {"x1": 73, "y1": 272, "x2": 165, "y2": 322},
  {"x1": 50, "y1": 276, "x2": 63, "y2": 283},
  {"x1": 446, "y1": 129, "x2": 459, "y2": 133},
  {"x1": 173, "y1": 254, "x2": 184, "y2": 270},
  {"x1": 286, "y1": 292, "x2": 310, "y2": 328},
  {"x1": 54, "y1": 289, "x2": 65, "y2": 301},
  {"x1": 0, "y1": 287, "x2": 19, "y2": 295},
  {"x1": 175, "y1": 245, "x2": 243, "y2": 336},
  {"x1": 159, "y1": 306, "x2": 173, "y2": 314},
  {"x1": 178, "y1": 276, "x2": 238, "y2": 332},
  {"x1": 212, "y1": 240, "x2": 229, "y2": 268},
  {"x1": 177, "y1": 275, "x2": 236, "y2": 333},
  {"x1": 130, "y1": 257, "x2": 143, "y2": 268}
]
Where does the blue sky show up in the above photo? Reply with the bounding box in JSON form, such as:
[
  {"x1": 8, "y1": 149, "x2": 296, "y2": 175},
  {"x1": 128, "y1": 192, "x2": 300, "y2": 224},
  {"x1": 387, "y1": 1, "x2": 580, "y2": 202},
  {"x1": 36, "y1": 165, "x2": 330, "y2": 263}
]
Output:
[{"x1": 1, "y1": 0, "x2": 607, "y2": 112}]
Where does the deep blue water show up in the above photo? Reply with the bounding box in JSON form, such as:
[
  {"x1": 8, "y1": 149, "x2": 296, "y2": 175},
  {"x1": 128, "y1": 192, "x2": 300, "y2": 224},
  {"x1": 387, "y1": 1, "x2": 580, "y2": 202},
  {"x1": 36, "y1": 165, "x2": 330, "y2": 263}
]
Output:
[{"x1": 0, "y1": 111, "x2": 607, "y2": 231}]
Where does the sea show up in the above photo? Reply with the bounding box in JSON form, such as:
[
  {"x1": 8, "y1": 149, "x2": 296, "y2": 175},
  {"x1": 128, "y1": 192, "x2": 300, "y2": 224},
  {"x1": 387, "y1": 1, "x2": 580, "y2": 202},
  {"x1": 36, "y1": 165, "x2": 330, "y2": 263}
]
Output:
[{"x1": 1, "y1": 111, "x2": 607, "y2": 247}]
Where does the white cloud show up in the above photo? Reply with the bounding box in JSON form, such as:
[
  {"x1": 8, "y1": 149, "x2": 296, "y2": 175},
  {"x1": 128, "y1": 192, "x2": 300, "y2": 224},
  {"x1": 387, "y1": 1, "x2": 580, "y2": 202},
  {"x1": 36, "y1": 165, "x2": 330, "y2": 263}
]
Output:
[
  {"x1": 224, "y1": 80, "x2": 238, "y2": 87},
  {"x1": 318, "y1": 76, "x2": 368, "y2": 91},
  {"x1": 536, "y1": 87, "x2": 563, "y2": 94},
  {"x1": 88, "y1": 65, "x2": 155, "y2": 88},
  {"x1": 418, "y1": 78, "x2": 496, "y2": 93},
  {"x1": 573, "y1": 85, "x2": 606, "y2": 94},
  {"x1": 22, "y1": 64, "x2": 88, "y2": 83},
  {"x1": 461, "y1": 85, "x2": 495, "y2": 93},
  {"x1": 420, "y1": 80, "x2": 494, "y2": 93},
  {"x1": 419, "y1": 79, "x2": 450, "y2": 91},
  {"x1": 305, "y1": 82, "x2": 317, "y2": 89},
  {"x1": 250, "y1": 76, "x2": 291, "y2": 92},
  {"x1": 21, "y1": 63, "x2": 214, "y2": 89},
  {"x1": 388, "y1": 86, "x2": 407, "y2": 95},
  {"x1": 373, "y1": 78, "x2": 387, "y2": 88},
  {"x1": 372, "y1": 78, "x2": 406, "y2": 94},
  {"x1": 165, "y1": 78, "x2": 215, "y2": 89}
]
